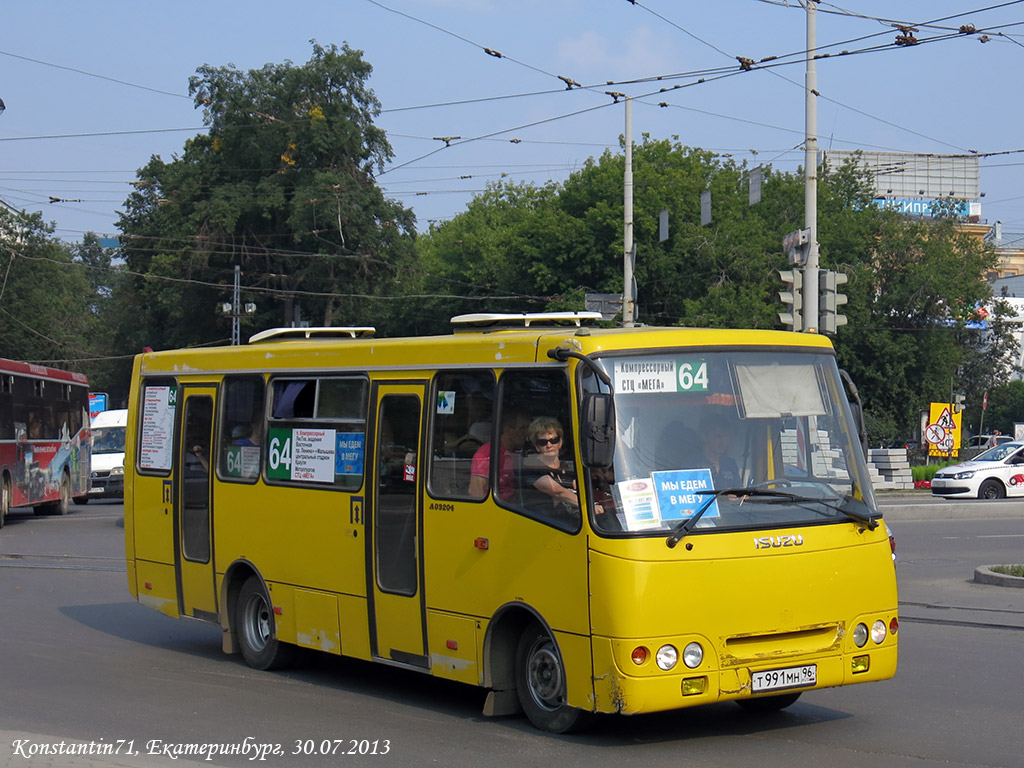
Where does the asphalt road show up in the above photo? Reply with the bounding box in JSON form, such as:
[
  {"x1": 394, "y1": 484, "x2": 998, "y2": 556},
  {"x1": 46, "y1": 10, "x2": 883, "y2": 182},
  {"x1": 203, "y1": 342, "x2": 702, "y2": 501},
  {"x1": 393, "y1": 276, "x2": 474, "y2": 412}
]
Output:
[{"x1": 0, "y1": 495, "x2": 1022, "y2": 768}]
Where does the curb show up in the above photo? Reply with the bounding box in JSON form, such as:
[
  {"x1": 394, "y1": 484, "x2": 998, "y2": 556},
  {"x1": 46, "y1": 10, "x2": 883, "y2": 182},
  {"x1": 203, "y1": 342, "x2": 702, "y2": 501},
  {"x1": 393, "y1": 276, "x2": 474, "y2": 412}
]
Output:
[{"x1": 974, "y1": 565, "x2": 1024, "y2": 588}]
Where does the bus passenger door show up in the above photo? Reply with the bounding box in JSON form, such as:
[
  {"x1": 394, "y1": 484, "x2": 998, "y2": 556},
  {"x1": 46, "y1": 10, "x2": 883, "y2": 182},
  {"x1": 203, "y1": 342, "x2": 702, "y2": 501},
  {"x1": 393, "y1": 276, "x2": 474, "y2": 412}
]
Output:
[
  {"x1": 176, "y1": 386, "x2": 218, "y2": 622},
  {"x1": 368, "y1": 383, "x2": 427, "y2": 667}
]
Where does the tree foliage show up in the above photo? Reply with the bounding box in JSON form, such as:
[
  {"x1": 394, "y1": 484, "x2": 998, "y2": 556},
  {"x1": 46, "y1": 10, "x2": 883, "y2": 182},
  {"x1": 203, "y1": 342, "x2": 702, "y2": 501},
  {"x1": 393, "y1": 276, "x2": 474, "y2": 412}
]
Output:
[
  {"x1": 0, "y1": 210, "x2": 98, "y2": 367},
  {"x1": 417, "y1": 138, "x2": 1005, "y2": 438},
  {"x1": 114, "y1": 41, "x2": 417, "y2": 352}
]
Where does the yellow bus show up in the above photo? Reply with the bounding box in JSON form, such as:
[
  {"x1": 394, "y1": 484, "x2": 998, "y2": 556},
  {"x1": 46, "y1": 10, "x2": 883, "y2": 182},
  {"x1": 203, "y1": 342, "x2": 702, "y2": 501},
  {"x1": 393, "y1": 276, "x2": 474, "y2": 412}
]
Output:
[{"x1": 124, "y1": 312, "x2": 898, "y2": 732}]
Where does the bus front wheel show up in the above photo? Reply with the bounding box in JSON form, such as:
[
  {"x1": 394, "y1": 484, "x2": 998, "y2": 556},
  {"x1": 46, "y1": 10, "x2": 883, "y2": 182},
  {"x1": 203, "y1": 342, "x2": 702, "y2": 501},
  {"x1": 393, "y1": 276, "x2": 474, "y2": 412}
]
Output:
[
  {"x1": 235, "y1": 576, "x2": 296, "y2": 671},
  {"x1": 515, "y1": 622, "x2": 587, "y2": 733}
]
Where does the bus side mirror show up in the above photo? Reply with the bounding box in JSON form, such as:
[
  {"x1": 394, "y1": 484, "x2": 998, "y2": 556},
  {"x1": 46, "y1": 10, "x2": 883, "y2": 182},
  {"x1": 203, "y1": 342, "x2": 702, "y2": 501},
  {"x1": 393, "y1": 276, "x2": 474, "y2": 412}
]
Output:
[{"x1": 581, "y1": 393, "x2": 615, "y2": 468}]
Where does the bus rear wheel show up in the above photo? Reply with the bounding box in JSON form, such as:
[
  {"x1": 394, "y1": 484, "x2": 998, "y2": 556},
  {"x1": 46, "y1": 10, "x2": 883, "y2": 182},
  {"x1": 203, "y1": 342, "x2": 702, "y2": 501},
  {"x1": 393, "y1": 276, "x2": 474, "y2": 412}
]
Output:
[
  {"x1": 236, "y1": 576, "x2": 296, "y2": 671},
  {"x1": 515, "y1": 622, "x2": 588, "y2": 733},
  {"x1": 0, "y1": 475, "x2": 9, "y2": 529},
  {"x1": 34, "y1": 472, "x2": 70, "y2": 516},
  {"x1": 54, "y1": 472, "x2": 70, "y2": 515}
]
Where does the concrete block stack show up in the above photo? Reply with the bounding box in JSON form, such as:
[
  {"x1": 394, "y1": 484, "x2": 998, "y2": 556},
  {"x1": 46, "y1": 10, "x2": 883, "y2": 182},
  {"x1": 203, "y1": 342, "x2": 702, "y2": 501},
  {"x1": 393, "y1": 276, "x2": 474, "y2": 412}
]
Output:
[
  {"x1": 868, "y1": 448, "x2": 914, "y2": 490},
  {"x1": 779, "y1": 428, "x2": 850, "y2": 479}
]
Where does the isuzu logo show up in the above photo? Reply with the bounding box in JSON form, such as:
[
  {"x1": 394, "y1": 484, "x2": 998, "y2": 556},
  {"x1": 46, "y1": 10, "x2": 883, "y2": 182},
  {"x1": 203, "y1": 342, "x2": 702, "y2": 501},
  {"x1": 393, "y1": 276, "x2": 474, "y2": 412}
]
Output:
[{"x1": 754, "y1": 534, "x2": 804, "y2": 549}]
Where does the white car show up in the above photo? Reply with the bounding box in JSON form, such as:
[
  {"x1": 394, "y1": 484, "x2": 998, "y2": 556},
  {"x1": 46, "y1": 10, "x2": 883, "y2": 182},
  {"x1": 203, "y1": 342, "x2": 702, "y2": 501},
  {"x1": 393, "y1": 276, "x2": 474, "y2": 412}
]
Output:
[{"x1": 931, "y1": 441, "x2": 1024, "y2": 499}]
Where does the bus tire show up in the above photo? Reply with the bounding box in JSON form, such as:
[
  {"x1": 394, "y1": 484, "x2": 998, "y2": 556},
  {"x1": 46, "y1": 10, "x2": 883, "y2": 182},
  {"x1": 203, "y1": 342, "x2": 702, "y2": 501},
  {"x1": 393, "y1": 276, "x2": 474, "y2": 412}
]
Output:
[
  {"x1": 56, "y1": 472, "x2": 71, "y2": 514},
  {"x1": 0, "y1": 475, "x2": 9, "y2": 529},
  {"x1": 515, "y1": 622, "x2": 588, "y2": 733},
  {"x1": 236, "y1": 576, "x2": 296, "y2": 671},
  {"x1": 736, "y1": 692, "x2": 802, "y2": 712}
]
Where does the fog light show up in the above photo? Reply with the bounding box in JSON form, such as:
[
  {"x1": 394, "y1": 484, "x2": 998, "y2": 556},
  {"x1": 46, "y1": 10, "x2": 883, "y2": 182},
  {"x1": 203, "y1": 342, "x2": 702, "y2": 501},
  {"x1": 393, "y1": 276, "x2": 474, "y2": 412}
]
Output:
[
  {"x1": 853, "y1": 622, "x2": 868, "y2": 648},
  {"x1": 683, "y1": 642, "x2": 703, "y2": 669},
  {"x1": 852, "y1": 654, "x2": 870, "y2": 674},
  {"x1": 656, "y1": 644, "x2": 678, "y2": 671},
  {"x1": 631, "y1": 646, "x2": 649, "y2": 665},
  {"x1": 681, "y1": 676, "x2": 707, "y2": 696},
  {"x1": 871, "y1": 620, "x2": 887, "y2": 644}
]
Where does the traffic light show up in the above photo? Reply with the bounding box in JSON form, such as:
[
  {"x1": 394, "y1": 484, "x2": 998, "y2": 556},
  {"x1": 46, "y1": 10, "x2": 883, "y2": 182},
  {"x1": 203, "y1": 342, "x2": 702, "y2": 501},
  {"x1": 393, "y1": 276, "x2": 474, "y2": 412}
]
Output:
[
  {"x1": 819, "y1": 269, "x2": 848, "y2": 335},
  {"x1": 783, "y1": 228, "x2": 810, "y2": 266},
  {"x1": 778, "y1": 269, "x2": 803, "y2": 332},
  {"x1": 954, "y1": 393, "x2": 966, "y2": 413}
]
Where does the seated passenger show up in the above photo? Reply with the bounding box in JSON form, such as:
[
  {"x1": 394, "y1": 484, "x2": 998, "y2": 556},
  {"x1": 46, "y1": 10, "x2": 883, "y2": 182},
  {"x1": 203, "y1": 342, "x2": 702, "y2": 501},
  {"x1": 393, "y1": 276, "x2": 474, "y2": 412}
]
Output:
[
  {"x1": 522, "y1": 417, "x2": 580, "y2": 515},
  {"x1": 468, "y1": 410, "x2": 529, "y2": 500}
]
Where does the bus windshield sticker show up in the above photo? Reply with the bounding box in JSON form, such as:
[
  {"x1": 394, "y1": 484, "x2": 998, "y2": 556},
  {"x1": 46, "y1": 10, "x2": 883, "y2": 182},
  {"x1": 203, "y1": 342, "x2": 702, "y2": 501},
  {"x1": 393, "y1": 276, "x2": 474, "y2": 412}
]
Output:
[
  {"x1": 140, "y1": 385, "x2": 176, "y2": 471},
  {"x1": 336, "y1": 432, "x2": 365, "y2": 476},
  {"x1": 616, "y1": 478, "x2": 662, "y2": 531},
  {"x1": 613, "y1": 359, "x2": 708, "y2": 394},
  {"x1": 652, "y1": 469, "x2": 720, "y2": 521},
  {"x1": 436, "y1": 390, "x2": 456, "y2": 414}
]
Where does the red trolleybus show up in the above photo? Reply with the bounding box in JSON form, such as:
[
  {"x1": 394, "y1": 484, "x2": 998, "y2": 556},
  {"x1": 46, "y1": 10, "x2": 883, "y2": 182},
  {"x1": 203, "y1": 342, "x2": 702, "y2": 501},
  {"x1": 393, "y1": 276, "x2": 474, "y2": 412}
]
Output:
[{"x1": 0, "y1": 358, "x2": 91, "y2": 525}]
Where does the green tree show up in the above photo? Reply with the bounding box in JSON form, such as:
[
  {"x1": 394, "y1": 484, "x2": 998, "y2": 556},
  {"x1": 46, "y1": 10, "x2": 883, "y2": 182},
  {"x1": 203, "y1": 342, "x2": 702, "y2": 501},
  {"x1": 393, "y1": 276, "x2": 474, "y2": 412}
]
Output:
[
  {"x1": 0, "y1": 209, "x2": 98, "y2": 368},
  {"x1": 418, "y1": 140, "x2": 1001, "y2": 439},
  {"x1": 115, "y1": 41, "x2": 417, "y2": 351}
]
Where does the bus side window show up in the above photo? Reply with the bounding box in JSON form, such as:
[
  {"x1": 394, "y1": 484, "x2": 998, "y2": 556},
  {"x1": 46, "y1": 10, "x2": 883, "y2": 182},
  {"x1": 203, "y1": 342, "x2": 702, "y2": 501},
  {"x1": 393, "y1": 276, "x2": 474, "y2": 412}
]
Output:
[
  {"x1": 219, "y1": 375, "x2": 265, "y2": 482},
  {"x1": 497, "y1": 370, "x2": 579, "y2": 531},
  {"x1": 271, "y1": 379, "x2": 315, "y2": 419},
  {"x1": 266, "y1": 375, "x2": 368, "y2": 491},
  {"x1": 427, "y1": 371, "x2": 495, "y2": 499}
]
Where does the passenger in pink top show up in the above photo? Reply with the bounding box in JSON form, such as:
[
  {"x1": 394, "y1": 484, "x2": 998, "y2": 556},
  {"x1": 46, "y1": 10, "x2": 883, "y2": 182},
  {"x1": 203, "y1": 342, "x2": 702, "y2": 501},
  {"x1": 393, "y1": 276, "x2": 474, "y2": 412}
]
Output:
[{"x1": 468, "y1": 410, "x2": 529, "y2": 499}]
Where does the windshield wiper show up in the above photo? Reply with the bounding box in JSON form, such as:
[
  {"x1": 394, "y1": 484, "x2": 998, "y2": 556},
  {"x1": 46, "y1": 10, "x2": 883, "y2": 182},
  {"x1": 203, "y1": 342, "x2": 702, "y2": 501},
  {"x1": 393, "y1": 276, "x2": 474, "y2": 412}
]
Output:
[
  {"x1": 787, "y1": 494, "x2": 879, "y2": 530},
  {"x1": 665, "y1": 488, "x2": 878, "y2": 549},
  {"x1": 665, "y1": 488, "x2": 797, "y2": 548}
]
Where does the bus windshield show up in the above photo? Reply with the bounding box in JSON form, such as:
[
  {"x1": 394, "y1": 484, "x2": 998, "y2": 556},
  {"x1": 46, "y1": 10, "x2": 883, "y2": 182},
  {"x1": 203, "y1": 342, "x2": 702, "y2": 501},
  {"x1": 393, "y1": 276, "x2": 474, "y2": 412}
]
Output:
[{"x1": 585, "y1": 349, "x2": 876, "y2": 536}]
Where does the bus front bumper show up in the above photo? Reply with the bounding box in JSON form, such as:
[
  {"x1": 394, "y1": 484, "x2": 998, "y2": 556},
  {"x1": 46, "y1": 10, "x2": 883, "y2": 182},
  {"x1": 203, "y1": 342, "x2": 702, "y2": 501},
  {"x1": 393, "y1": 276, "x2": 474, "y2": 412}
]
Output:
[{"x1": 590, "y1": 637, "x2": 898, "y2": 715}]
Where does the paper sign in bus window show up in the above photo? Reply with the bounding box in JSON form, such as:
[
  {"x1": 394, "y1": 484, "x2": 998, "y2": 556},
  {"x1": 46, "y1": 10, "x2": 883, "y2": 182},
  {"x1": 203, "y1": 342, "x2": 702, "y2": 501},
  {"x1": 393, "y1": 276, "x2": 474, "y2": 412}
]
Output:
[
  {"x1": 436, "y1": 391, "x2": 456, "y2": 415},
  {"x1": 140, "y1": 385, "x2": 176, "y2": 471},
  {"x1": 652, "y1": 469, "x2": 719, "y2": 520},
  {"x1": 336, "y1": 432, "x2": 365, "y2": 476},
  {"x1": 613, "y1": 358, "x2": 708, "y2": 394},
  {"x1": 268, "y1": 427, "x2": 337, "y2": 483},
  {"x1": 616, "y1": 477, "x2": 663, "y2": 531}
]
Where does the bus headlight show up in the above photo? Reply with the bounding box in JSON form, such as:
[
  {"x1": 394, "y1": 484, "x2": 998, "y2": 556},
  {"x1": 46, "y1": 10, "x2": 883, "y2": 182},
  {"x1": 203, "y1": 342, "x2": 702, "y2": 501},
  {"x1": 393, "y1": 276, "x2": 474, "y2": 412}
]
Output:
[
  {"x1": 682, "y1": 642, "x2": 703, "y2": 669},
  {"x1": 656, "y1": 644, "x2": 678, "y2": 670},
  {"x1": 853, "y1": 623, "x2": 868, "y2": 647},
  {"x1": 871, "y1": 620, "x2": 887, "y2": 644}
]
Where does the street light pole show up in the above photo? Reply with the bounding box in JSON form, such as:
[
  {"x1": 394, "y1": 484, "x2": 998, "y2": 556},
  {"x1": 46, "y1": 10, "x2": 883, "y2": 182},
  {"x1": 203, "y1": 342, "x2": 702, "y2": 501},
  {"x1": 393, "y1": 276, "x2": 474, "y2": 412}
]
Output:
[
  {"x1": 623, "y1": 95, "x2": 635, "y2": 327},
  {"x1": 803, "y1": 1, "x2": 820, "y2": 333}
]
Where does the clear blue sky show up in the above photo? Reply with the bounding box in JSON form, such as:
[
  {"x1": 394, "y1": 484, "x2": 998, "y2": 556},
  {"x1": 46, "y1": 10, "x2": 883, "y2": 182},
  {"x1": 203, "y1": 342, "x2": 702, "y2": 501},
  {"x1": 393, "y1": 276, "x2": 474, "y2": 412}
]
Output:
[{"x1": 3, "y1": 0, "x2": 1023, "y2": 242}]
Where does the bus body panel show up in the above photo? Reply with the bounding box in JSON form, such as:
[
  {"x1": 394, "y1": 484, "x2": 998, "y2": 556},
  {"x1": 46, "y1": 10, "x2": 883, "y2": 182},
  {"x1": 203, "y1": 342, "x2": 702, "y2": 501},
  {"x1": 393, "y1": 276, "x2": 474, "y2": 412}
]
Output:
[
  {"x1": 422, "y1": 499, "x2": 591, "y2": 639},
  {"x1": 426, "y1": 610, "x2": 480, "y2": 685},
  {"x1": 586, "y1": 527, "x2": 898, "y2": 713},
  {"x1": 213, "y1": 482, "x2": 367, "y2": 598},
  {"x1": 587, "y1": 525, "x2": 896, "y2": 639}
]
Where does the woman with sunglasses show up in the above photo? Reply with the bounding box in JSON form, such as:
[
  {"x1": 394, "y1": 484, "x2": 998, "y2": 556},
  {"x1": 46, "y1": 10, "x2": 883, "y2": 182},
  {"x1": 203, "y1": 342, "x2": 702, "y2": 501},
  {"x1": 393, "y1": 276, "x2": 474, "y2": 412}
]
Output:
[{"x1": 522, "y1": 416, "x2": 580, "y2": 516}]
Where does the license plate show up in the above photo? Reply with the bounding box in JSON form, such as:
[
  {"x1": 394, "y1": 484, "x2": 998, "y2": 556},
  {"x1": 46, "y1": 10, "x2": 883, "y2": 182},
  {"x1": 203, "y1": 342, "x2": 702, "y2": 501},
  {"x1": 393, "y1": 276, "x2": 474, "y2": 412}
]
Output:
[
  {"x1": 931, "y1": 479, "x2": 946, "y2": 487},
  {"x1": 751, "y1": 664, "x2": 816, "y2": 693}
]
